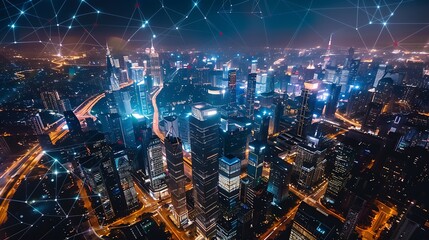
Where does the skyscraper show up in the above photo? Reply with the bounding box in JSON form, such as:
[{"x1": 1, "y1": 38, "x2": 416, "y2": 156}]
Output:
[
  {"x1": 147, "y1": 136, "x2": 168, "y2": 200},
  {"x1": 296, "y1": 80, "x2": 319, "y2": 138},
  {"x1": 246, "y1": 73, "x2": 257, "y2": 119},
  {"x1": 190, "y1": 103, "x2": 220, "y2": 239},
  {"x1": 217, "y1": 155, "x2": 240, "y2": 240},
  {"x1": 325, "y1": 144, "x2": 355, "y2": 204},
  {"x1": 373, "y1": 64, "x2": 387, "y2": 88},
  {"x1": 40, "y1": 91, "x2": 62, "y2": 112},
  {"x1": 30, "y1": 113, "x2": 45, "y2": 135},
  {"x1": 324, "y1": 83, "x2": 341, "y2": 118},
  {"x1": 149, "y1": 40, "x2": 163, "y2": 86},
  {"x1": 113, "y1": 150, "x2": 140, "y2": 212},
  {"x1": 64, "y1": 110, "x2": 82, "y2": 135},
  {"x1": 164, "y1": 115, "x2": 179, "y2": 138},
  {"x1": 106, "y1": 44, "x2": 120, "y2": 91},
  {"x1": 267, "y1": 157, "x2": 292, "y2": 205},
  {"x1": 228, "y1": 70, "x2": 237, "y2": 106},
  {"x1": 247, "y1": 140, "x2": 265, "y2": 186},
  {"x1": 165, "y1": 136, "x2": 189, "y2": 228}
]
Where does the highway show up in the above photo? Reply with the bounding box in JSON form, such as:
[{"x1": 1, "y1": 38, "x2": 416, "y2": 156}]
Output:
[{"x1": 0, "y1": 81, "x2": 133, "y2": 225}]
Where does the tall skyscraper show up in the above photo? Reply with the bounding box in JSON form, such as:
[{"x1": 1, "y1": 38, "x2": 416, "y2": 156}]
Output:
[
  {"x1": 165, "y1": 136, "x2": 189, "y2": 228},
  {"x1": 113, "y1": 150, "x2": 140, "y2": 212},
  {"x1": 228, "y1": 70, "x2": 237, "y2": 106},
  {"x1": 347, "y1": 59, "x2": 360, "y2": 86},
  {"x1": 221, "y1": 121, "x2": 250, "y2": 164},
  {"x1": 247, "y1": 140, "x2": 265, "y2": 186},
  {"x1": 325, "y1": 144, "x2": 355, "y2": 204},
  {"x1": 373, "y1": 64, "x2": 387, "y2": 88},
  {"x1": 217, "y1": 155, "x2": 240, "y2": 240},
  {"x1": 106, "y1": 44, "x2": 120, "y2": 91},
  {"x1": 164, "y1": 115, "x2": 179, "y2": 138},
  {"x1": 190, "y1": 103, "x2": 220, "y2": 239},
  {"x1": 296, "y1": 80, "x2": 319, "y2": 138},
  {"x1": 246, "y1": 73, "x2": 257, "y2": 119},
  {"x1": 267, "y1": 157, "x2": 292, "y2": 205},
  {"x1": 324, "y1": 83, "x2": 341, "y2": 118},
  {"x1": 64, "y1": 110, "x2": 82, "y2": 135},
  {"x1": 147, "y1": 136, "x2": 168, "y2": 200},
  {"x1": 149, "y1": 40, "x2": 163, "y2": 86},
  {"x1": 136, "y1": 77, "x2": 153, "y2": 117},
  {"x1": 30, "y1": 113, "x2": 45, "y2": 135}
]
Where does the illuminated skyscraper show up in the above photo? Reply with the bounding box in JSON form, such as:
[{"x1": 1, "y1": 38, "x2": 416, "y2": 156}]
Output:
[
  {"x1": 106, "y1": 44, "x2": 120, "y2": 91},
  {"x1": 217, "y1": 155, "x2": 240, "y2": 240},
  {"x1": 165, "y1": 136, "x2": 189, "y2": 228},
  {"x1": 228, "y1": 70, "x2": 237, "y2": 105},
  {"x1": 325, "y1": 144, "x2": 355, "y2": 204},
  {"x1": 246, "y1": 73, "x2": 257, "y2": 119},
  {"x1": 324, "y1": 83, "x2": 341, "y2": 118},
  {"x1": 149, "y1": 40, "x2": 163, "y2": 86},
  {"x1": 296, "y1": 80, "x2": 319, "y2": 138},
  {"x1": 113, "y1": 150, "x2": 140, "y2": 212},
  {"x1": 147, "y1": 136, "x2": 168, "y2": 200},
  {"x1": 373, "y1": 64, "x2": 387, "y2": 87},
  {"x1": 136, "y1": 76, "x2": 153, "y2": 117},
  {"x1": 190, "y1": 103, "x2": 220, "y2": 239}
]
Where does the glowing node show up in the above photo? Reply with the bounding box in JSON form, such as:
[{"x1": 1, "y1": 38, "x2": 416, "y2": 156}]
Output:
[
  {"x1": 69, "y1": 25, "x2": 72, "y2": 29},
  {"x1": 383, "y1": 22, "x2": 387, "y2": 26},
  {"x1": 56, "y1": 24, "x2": 59, "y2": 26},
  {"x1": 42, "y1": 150, "x2": 46, "y2": 154},
  {"x1": 369, "y1": 21, "x2": 372, "y2": 24},
  {"x1": 128, "y1": 39, "x2": 130, "y2": 42},
  {"x1": 59, "y1": 43, "x2": 62, "y2": 47},
  {"x1": 141, "y1": 23, "x2": 146, "y2": 28},
  {"x1": 72, "y1": 15, "x2": 75, "y2": 19},
  {"x1": 97, "y1": 10, "x2": 100, "y2": 14},
  {"x1": 377, "y1": 5, "x2": 380, "y2": 9},
  {"x1": 175, "y1": 26, "x2": 179, "y2": 30},
  {"x1": 20, "y1": 11, "x2": 24, "y2": 15},
  {"x1": 204, "y1": 17, "x2": 207, "y2": 20},
  {"x1": 153, "y1": 34, "x2": 156, "y2": 38},
  {"x1": 55, "y1": 198, "x2": 57, "y2": 201},
  {"x1": 194, "y1": 2, "x2": 198, "y2": 6},
  {"x1": 145, "y1": 20, "x2": 148, "y2": 24},
  {"x1": 14, "y1": 41, "x2": 17, "y2": 44},
  {"x1": 391, "y1": 12, "x2": 394, "y2": 16},
  {"x1": 11, "y1": 24, "x2": 15, "y2": 29},
  {"x1": 185, "y1": 15, "x2": 188, "y2": 18}
]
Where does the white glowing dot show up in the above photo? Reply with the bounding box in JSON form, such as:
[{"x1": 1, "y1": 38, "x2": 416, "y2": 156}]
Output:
[
  {"x1": 153, "y1": 34, "x2": 156, "y2": 38},
  {"x1": 204, "y1": 17, "x2": 207, "y2": 20},
  {"x1": 11, "y1": 24, "x2": 15, "y2": 28},
  {"x1": 176, "y1": 26, "x2": 179, "y2": 30},
  {"x1": 97, "y1": 10, "x2": 100, "y2": 14},
  {"x1": 72, "y1": 15, "x2": 75, "y2": 19},
  {"x1": 56, "y1": 24, "x2": 59, "y2": 26},
  {"x1": 69, "y1": 25, "x2": 71, "y2": 29},
  {"x1": 391, "y1": 12, "x2": 394, "y2": 16},
  {"x1": 377, "y1": 5, "x2": 380, "y2": 9},
  {"x1": 20, "y1": 11, "x2": 24, "y2": 14},
  {"x1": 145, "y1": 20, "x2": 148, "y2": 24},
  {"x1": 141, "y1": 23, "x2": 146, "y2": 28},
  {"x1": 383, "y1": 22, "x2": 387, "y2": 26},
  {"x1": 14, "y1": 41, "x2": 17, "y2": 44},
  {"x1": 185, "y1": 15, "x2": 188, "y2": 18},
  {"x1": 369, "y1": 21, "x2": 372, "y2": 24},
  {"x1": 194, "y1": 2, "x2": 197, "y2": 6}
]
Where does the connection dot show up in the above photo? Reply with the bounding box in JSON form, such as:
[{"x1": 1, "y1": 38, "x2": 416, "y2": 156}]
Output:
[
  {"x1": 72, "y1": 15, "x2": 75, "y2": 19},
  {"x1": 145, "y1": 20, "x2": 148, "y2": 24},
  {"x1": 194, "y1": 2, "x2": 198, "y2": 6},
  {"x1": 153, "y1": 34, "x2": 156, "y2": 38},
  {"x1": 377, "y1": 5, "x2": 380, "y2": 9},
  {"x1": 391, "y1": 12, "x2": 394, "y2": 16},
  {"x1": 11, "y1": 24, "x2": 15, "y2": 29},
  {"x1": 176, "y1": 26, "x2": 179, "y2": 30},
  {"x1": 383, "y1": 22, "x2": 387, "y2": 26},
  {"x1": 97, "y1": 10, "x2": 100, "y2": 14},
  {"x1": 69, "y1": 25, "x2": 72, "y2": 29},
  {"x1": 369, "y1": 21, "x2": 372, "y2": 24},
  {"x1": 20, "y1": 11, "x2": 24, "y2": 14},
  {"x1": 142, "y1": 23, "x2": 146, "y2": 28}
]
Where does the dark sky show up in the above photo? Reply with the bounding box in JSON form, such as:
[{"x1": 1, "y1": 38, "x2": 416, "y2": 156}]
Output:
[{"x1": 1, "y1": 0, "x2": 428, "y2": 52}]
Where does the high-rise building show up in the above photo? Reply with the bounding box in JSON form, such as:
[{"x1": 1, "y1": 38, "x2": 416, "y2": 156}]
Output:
[
  {"x1": 40, "y1": 91, "x2": 62, "y2": 112},
  {"x1": 348, "y1": 59, "x2": 360, "y2": 86},
  {"x1": 106, "y1": 44, "x2": 120, "y2": 91},
  {"x1": 295, "y1": 144, "x2": 326, "y2": 190},
  {"x1": 190, "y1": 103, "x2": 220, "y2": 239},
  {"x1": 247, "y1": 140, "x2": 265, "y2": 186},
  {"x1": 246, "y1": 73, "x2": 257, "y2": 119},
  {"x1": 136, "y1": 77, "x2": 153, "y2": 117},
  {"x1": 324, "y1": 83, "x2": 341, "y2": 118},
  {"x1": 164, "y1": 115, "x2": 179, "y2": 138},
  {"x1": 165, "y1": 136, "x2": 189, "y2": 228},
  {"x1": 217, "y1": 155, "x2": 241, "y2": 240},
  {"x1": 363, "y1": 102, "x2": 382, "y2": 132},
  {"x1": 254, "y1": 111, "x2": 272, "y2": 143},
  {"x1": 373, "y1": 64, "x2": 386, "y2": 88},
  {"x1": 149, "y1": 41, "x2": 163, "y2": 86},
  {"x1": 266, "y1": 68, "x2": 275, "y2": 93},
  {"x1": 147, "y1": 136, "x2": 168, "y2": 200},
  {"x1": 178, "y1": 113, "x2": 191, "y2": 152},
  {"x1": 64, "y1": 111, "x2": 82, "y2": 135},
  {"x1": 113, "y1": 150, "x2": 140, "y2": 212},
  {"x1": 290, "y1": 202, "x2": 342, "y2": 240},
  {"x1": 296, "y1": 80, "x2": 319, "y2": 138},
  {"x1": 325, "y1": 144, "x2": 355, "y2": 204},
  {"x1": 267, "y1": 157, "x2": 292, "y2": 205},
  {"x1": 228, "y1": 70, "x2": 237, "y2": 106},
  {"x1": 221, "y1": 121, "x2": 250, "y2": 164},
  {"x1": 30, "y1": 113, "x2": 45, "y2": 135}
]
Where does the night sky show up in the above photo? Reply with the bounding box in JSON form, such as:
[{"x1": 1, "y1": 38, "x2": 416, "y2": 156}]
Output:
[{"x1": 1, "y1": 0, "x2": 428, "y2": 52}]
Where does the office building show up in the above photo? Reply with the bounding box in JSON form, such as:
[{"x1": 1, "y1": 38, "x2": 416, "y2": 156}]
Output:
[
  {"x1": 30, "y1": 113, "x2": 45, "y2": 135},
  {"x1": 165, "y1": 136, "x2": 189, "y2": 228},
  {"x1": 325, "y1": 144, "x2": 355, "y2": 204},
  {"x1": 247, "y1": 140, "x2": 265, "y2": 186},
  {"x1": 267, "y1": 157, "x2": 292, "y2": 205},
  {"x1": 246, "y1": 73, "x2": 257, "y2": 119},
  {"x1": 40, "y1": 91, "x2": 62, "y2": 112},
  {"x1": 190, "y1": 103, "x2": 220, "y2": 239},
  {"x1": 373, "y1": 64, "x2": 386, "y2": 87},
  {"x1": 64, "y1": 110, "x2": 82, "y2": 135},
  {"x1": 228, "y1": 70, "x2": 237, "y2": 105},
  {"x1": 324, "y1": 83, "x2": 341, "y2": 118},
  {"x1": 147, "y1": 136, "x2": 168, "y2": 200},
  {"x1": 290, "y1": 202, "x2": 342, "y2": 240},
  {"x1": 221, "y1": 121, "x2": 250, "y2": 164},
  {"x1": 296, "y1": 80, "x2": 319, "y2": 138},
  {"x1": 217, "y1": 155, "x2": 240, "y2": 240},
  {"x1": 114, "y1": 150, "x2": 140, "y2": 212},
  {"x1": 164, "y1": 115, "x2": 179, "y2": 138}
]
